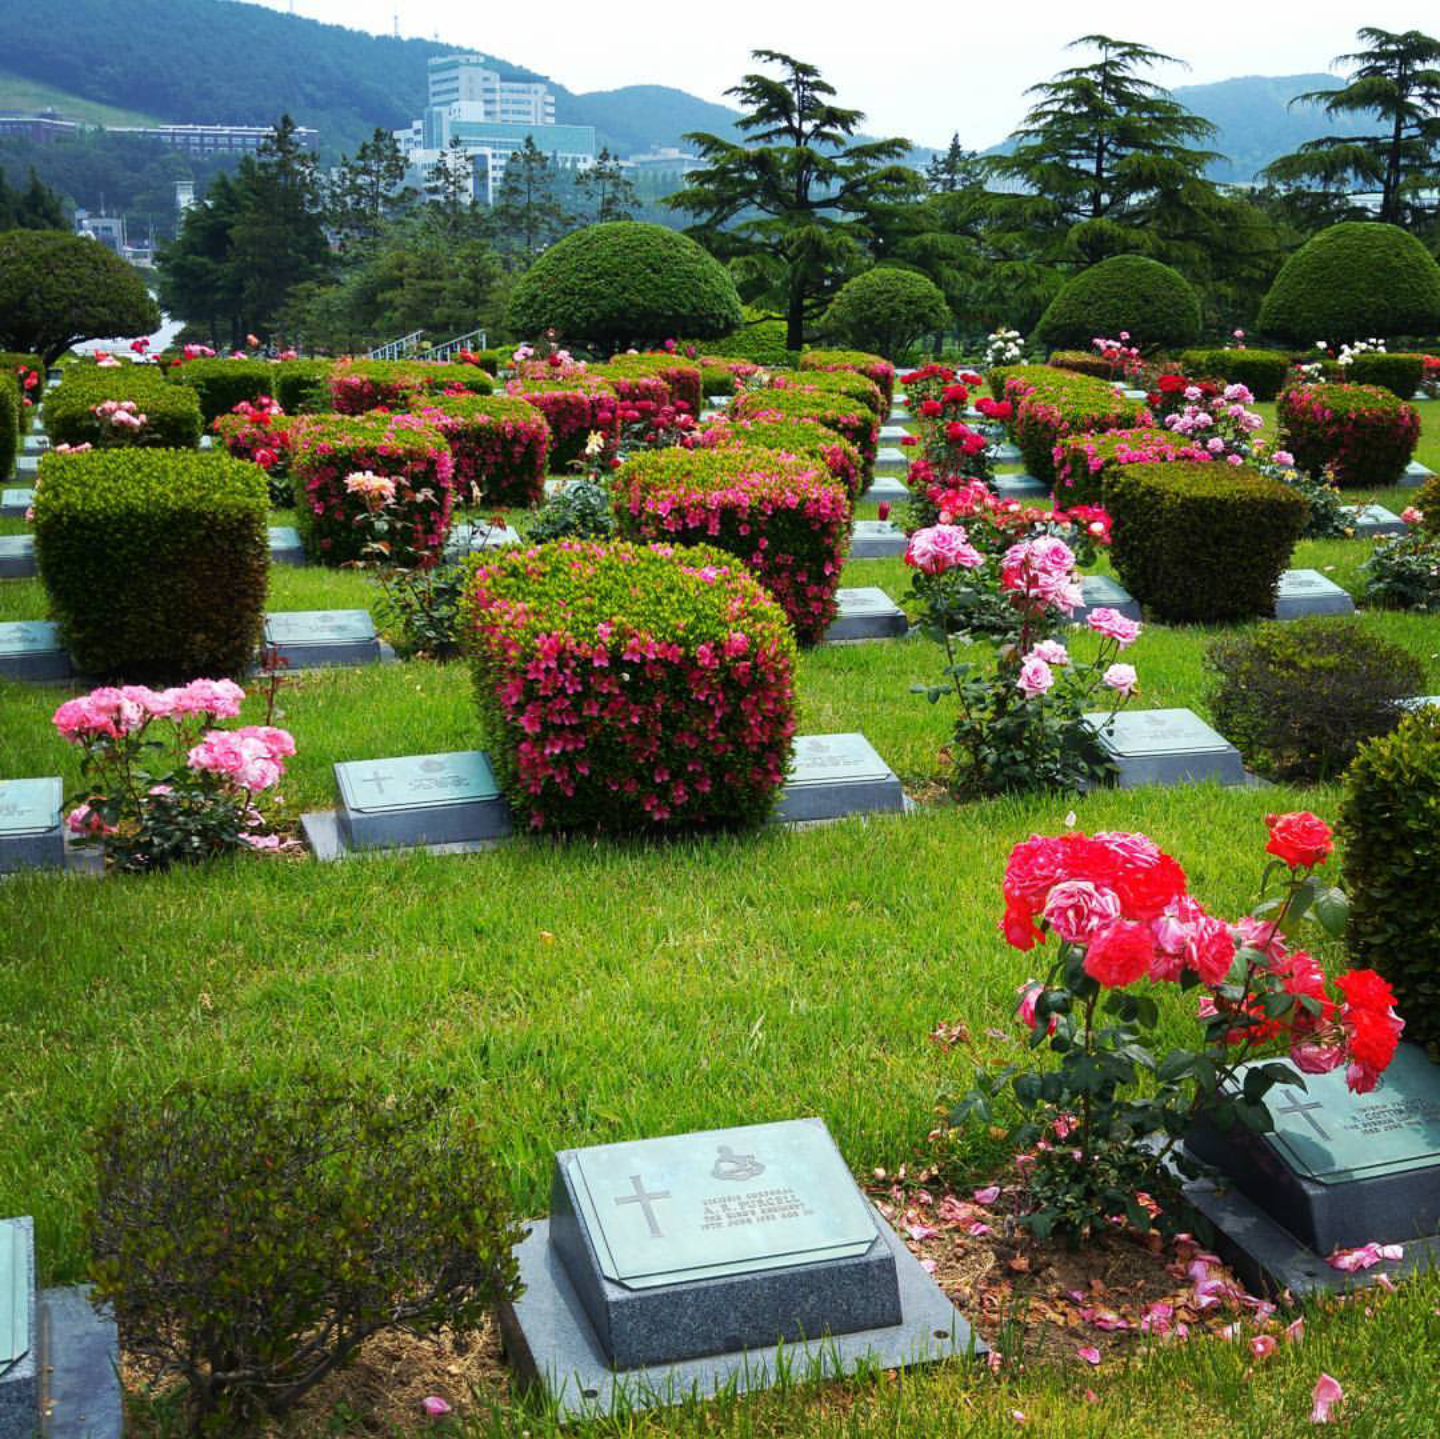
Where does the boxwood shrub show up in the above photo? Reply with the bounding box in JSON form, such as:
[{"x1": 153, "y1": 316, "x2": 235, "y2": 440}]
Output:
[
  {"x1": 411, "y1": 393, "x2": 550, "y2": 507},
  {"x1": 1176, "y1": 348, "x2": 1291, "y2": 402},
  {"x1": 31, "y1": 449, "x2": 268, "y2": 679},
  {"x1": 602, "y1": 354, "x2": 704, "y2": 415},
  {"x1": 820, "y1": 269, "x2": 949, "y2": 359},
  {"x1": 329, "y1": 360, "x2": 494, "y2": 415},
  {"x1": 696, "y1": 355, "x2": 762, "y2": 396},
  {"x1": 799, "y1": 349, "x2": 896, "y2": 408},
  {"x1": 1340, "y1": 706, "x2": 1440, "y2": 1058},
  {"x1": 772, "y1": 368, "x2": 884, "y2": 419},
  {"x1": 169, "y1": 357, "x2": 277, "y2": 422},
  {"x1": 1344, "y1": 352, "x2": 1427, "y2": 401},
  {"x1": 699, "y1": 320, "x2": 796, "y2": 369},
  {"x1": 730, "y1": 386, "x2": 879, "y2": 468},
  {"x1": 0, "y1": 370, "x2": 17, "y2": 480},
  {"x1": 1045, "y1": 350, "x2": 1121, "y2": 380},
  {"x1": 1206, "y1": 618, "x2": 1422, "y2": 782},
  {"x1": 1107, "y1": 460, "x2": 1308, "y2": 622},
  {"x1": 987, "y1": 363, "x2": 1052, "y2": 403},
  {"x1": 1007, "y1": 370, "x2": 1151, "y2": 486},
  {"x1": 271, "y1": 359, "x2": 334, "y2": 414},
  {"x1": 289, "y1": 413, "x2": 455, "y2": 564},
  {"x1": 696, "y1": 415, "x2": 864, "y2": 501},
  {"x1": 585, "y1": 366, "x2": 672, "y2": 413},
  {"x1": 614, "y1": 445, "x2": 852, "y2": 643},
  {"x1": 506, "y1": 375, "x2": 619, "y2": 472},
  {"x1": 1052, "y1": 426, "x2": 1206, "y2": 505},
  {"x1": 43, "y1": 366, "x2": 203, "y2": 449},
  {"x1": 463, "y1": 540, "x2": 797, "y2": 833},
  {"x1": 1035, "y1": 255, "x2": 1202, "y2": 351},
  {"x1": 1277, "y1": 383, "x2": 1420, "y2": 488}
]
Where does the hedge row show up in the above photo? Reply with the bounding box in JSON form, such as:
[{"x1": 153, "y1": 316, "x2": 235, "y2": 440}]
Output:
[
  {"x1": 506, "y1": 375, "x2": 619, "y2": 472},
  {"x1": 1175, "y1": 349, "x2": 1291, "y2": 402},
  {"x1": 0, "y1": 351, "x2": 43, "y2": 423},
  {"x1": 696, "y1": 355, "x2": 762, "y2": 397},
  {"x1": 772, "y1": 368, "x2": 885, "y2": 419},
  {"x1": 329, "y1": 359, "x2": 494, "y2": 415},
  {"x1": 0, "y1": 369, "x2": 19, "y2": 481},
  {"x1": 799, "y1": 349, "x2": 896, "y2": 408},
  {"x1": 1277, "y1": 383, "x2": 1420, "y2": 488},
  {"x1": 411, "y1": 394, "x2": 550, "y2": 508},
  {"x1": 43, "y1": 365, "x2": 203, "y2": 449},
  {"x1": 1051, "y1": 426, "x2": 1208, "y2": 506},
  {"x1": 602, "y1": 354, "x2": 704, "y2": 415},
  {"x1": 1344, "y1": 352, "x2": 1428, "y2": 401},
  {"x1": 730, "y1": 386, "x2": 879, "y2": 468},
  {"x1": 696, "y1": 415, "x2": 864, "y2": 502},
  {"x1": 1003, "y1": 368, "x2": 1150, "y2": 486},
  {"x1": 31, "y1": 448, "x2": 268, "y2": 679}
]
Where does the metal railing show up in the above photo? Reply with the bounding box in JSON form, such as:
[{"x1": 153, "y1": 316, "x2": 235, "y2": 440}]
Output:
[
  {"x1": 423, "y1": 328, "x2": 488, "y2": 363},
  {"x1": 367, "y1": 329, "x2": 424, "y2": 361}
]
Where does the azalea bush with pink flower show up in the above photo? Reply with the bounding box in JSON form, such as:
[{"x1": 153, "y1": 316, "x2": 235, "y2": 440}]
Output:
[
  {"x1": 409, "y1": 394, "x2": 550, "y2": 507},
  {"x1": 328, "y1": 359, "x2": 494, "y2": 416},
  {"x1": 694, "y1": 415, "x2": 863, "y2": 502},
  {"x1": 906, "y1": 526, "x2": 1141, "y2": 798},
  {"x1": 53, "y1": 679, "x2": 294, "y2": 871},
  {"x1": 213, "y1": 395, "x2": 292, "y2": 505},
  {"x1": 462, "y1": 540, "x2": 797, "y2": 833},
  {"x1": 948, "y1": 812, "x2": 1402, "y2": 1239},
  {"x1": 1008, "y1": 371, "x2": 1151, "y2": 488},
  {"x1": 730, "y1": 386, "x2": 880, "y2": 469},
  {"x1": 798, "y1": 348, "x2": 896, "y2": 409},
  {"x1": 614, "y1": 446, "x2": 852, "y2": 643},
  {"x1": 1277, "y1": 383, "x2": 1420, "y2": 489},
  {"x1": 507, "y1": 375, "x2": 620, "y2": 472}
]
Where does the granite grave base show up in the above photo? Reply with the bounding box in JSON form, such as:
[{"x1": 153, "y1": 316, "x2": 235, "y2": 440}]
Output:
[
  {"x1": 1273, "y1": 569, "x2": 1354, "y2": 620},
  {"x1": 14, "y1": 456, "x2": 37, "y2": 478},
  {"x1": 0, "y1": 537, "x2": 36, "y2": 580},
  {"x1": 849, "y1": 520, "x2": 907, "y2": 559},
  {"x1": 992, "y1": 474, "x2": 1049, "y2": 502},
  {"x1": 775, "y1": 734, "x2": 906, "y2": 822},
  {"x1": 38, "y1": 1286, "x2": 123, "y2": 1439},
  {"x1": 858, "y1": 476, "x2": 908, "y2": 505},
  {"x1": 0, "y1": 623, "x2": 71, "y2": 682},
  {"x1": 0, "y1": 489, "x2": 32, "y2": 519},
  {"x1": 987, "y1": 441, "x2": 1022, "y2": 465},
  {"x1": 268, "y1": 526, "x2": 305, "y2": 567},
  {"x1": 1083, "y1": 708, "x2": 1247, "y2": 789},
  {"x1": 445, "y1": 522, "x2": 523, "y2": 555},
  {"x1": 822, "y1": 589, "x2": 908, "y2": 643},
  {"x1": 1072, "y1": 574, "x2": 1140, "y2": 625},
  {"x1": 873, "y1": 447, "x2": 907, "y2": 473},
  {"x1": 262, "y1": 610, "x2": 384, "y2": 669},
  {"x1": 1400, "y1": 460, "x2": 1433, "y2": 487},
  {"x1": 1341, "y1": 504, "x2": 1407, "y2": 538},
  {"x1": 878, "y1": 425, "x2": 908, "y2": 443},
  {"x1": 0, "y1": 778, "x2": 65, "y2": 874},
  {"x1": 0, "y1": 1217, "x2": 36, "y2": 1438}
]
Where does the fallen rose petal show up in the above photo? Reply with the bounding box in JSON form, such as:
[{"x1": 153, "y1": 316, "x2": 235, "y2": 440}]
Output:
[
  {"x1": 1311, "y1": 1373, "x2": 1343, "y2": 1424},
  {"x1": 1251, "y1": 1335, "x2": 1277, "y2": 1359},
  {"x1": 1219, "y1": 1323, "x2": 1241, "y2": 1340},
  {"x1": 920, "y1": 1257, "x2": 938, "y2": 1274},
  {"x1": 1286, "y1": 1317, "x2": 1305, "y2": 1344},
  {"x1": 422, "y1": 1395, "x2": 452, "y2": 1417},
  {"x1": 1077, "y1": 1346, "x2": 1102, "y2": 1365},
  {"x1": 1011, "y1": 1412, "x2": 1026, "y2": 1426},
  {"x1": 974, "y1": 1185, "x2": 1001, "y2": 1205},
  {"x1": 1374, "y1": 1272, "x2": 1397, "y2": 1292}
]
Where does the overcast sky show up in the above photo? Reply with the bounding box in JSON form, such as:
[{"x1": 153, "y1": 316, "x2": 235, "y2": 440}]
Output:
[{"x1": 250, "y1": 1, "x2": 1435, "y2": 149}]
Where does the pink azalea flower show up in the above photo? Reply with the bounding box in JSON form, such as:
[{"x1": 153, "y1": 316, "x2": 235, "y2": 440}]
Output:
[
  {"x1": 1310, "y1": 1373, "x2": 1343, "y2": 1424},
  {"x1": 1250, "y1": 1335, "x2": 1277, "y2": 1359}
]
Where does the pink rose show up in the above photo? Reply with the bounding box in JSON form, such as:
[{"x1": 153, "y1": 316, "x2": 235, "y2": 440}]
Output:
[
  {"x1": 1017, "y1": 655, "x2": 1054, "y2": 697},
  {"x1": 1028, "y1": 639, "x2": 1070, "y2": 667},
  {"x1": 1043, "y1": 880, "x2": 1123, "y2": 944},
  {"x1": 1086, "y1": 608, "x2": 1140, "y2": 647},
  {"x1": 1103, "y1": 663, "x2": 1138, "y2": 698}
]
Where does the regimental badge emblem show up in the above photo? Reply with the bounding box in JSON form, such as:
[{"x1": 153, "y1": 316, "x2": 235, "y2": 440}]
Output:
[{"x1": 711, "y1": 1144, "x2": 765, "y2": 1181}]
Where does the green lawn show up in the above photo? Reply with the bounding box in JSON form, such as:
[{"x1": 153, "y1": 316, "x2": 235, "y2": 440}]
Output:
[{"x1": 3, "y1": 401, "x2": 1438, "y2": 1435}]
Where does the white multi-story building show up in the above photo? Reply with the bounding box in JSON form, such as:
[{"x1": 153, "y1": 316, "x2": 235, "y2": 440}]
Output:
[{"x1": 425, "y1": 55, "x2": 555, "y2": 126}]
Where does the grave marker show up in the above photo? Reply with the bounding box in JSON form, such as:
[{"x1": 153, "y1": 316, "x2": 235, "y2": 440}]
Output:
[
  {"x1": 445, "y1": 522, "x2": 523, "y2": 556},
  {"x1": 0, "y1": 489, "x2": 33, "y2": 519},
  {"x1": 262, "y1": 610, "x2": 380, "y2": 669},
  {"x1": 267, "y1": 526, "x2": 304, "y2": 567},
  {"x1": 1274, "y1": 569, "x2": 1354, "y2": 620},
  {"x1": 0, "y1": 1217, "x2": 36, "y2": 1437},
  {"x1": 15, "y1": 456, "x2": 37, "y2": 477},
  {"x1": 849, "y1": 520, "x2": 907, "y2": 559},
  {"x1": 878, "y1": 425, "x2": 908, "y2": 443},
  {"x1": 823, "y1": 589, "x2": 908, "y2": 643},
  {"x1": 987, "y1": 441, "x2": 1022, "y2": 465},
  {"x1": 1084, "y1": 708, "x2": 1246, "y2": 789},
  {"x1": 1340, "y1": 504, "x2": 1407, "y2": 538},
  {"x1": 873, "y1": 446, "x2": 907, "y2": 473},
  {"x1": 0, "y1": 777, "x2": 64, "y2": 873},
  {"x1": 0, "y1": 621, "x2": 71, "y2": 682},
  {"x1": 777, "y1": 734, "x2": 905, "y2": 822},
  {"x1": 332, "y1": 750, "x2": 512, "y2": 851},
  {"x1": 0, "y1": 536, "x2": 35, "y2": 580},
  {"x1": 859, "y1": 476, "x2": 908, "y2": 505},
  {"x1": 992, "y1": 474, "x2": 1049, "y2": 502},
  {"x1": 1400, "y1": 460, "x2": 1433, "y2": 487},
  {"x1": 1072, "y1": 574, "x2": 1140, "y2": 625}
]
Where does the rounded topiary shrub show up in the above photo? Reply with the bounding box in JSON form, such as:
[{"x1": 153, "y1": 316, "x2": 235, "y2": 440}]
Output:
[
  {"x1": 288, "y1": 413, "x2": 455, "y2": 565},
  {"x1": 730, "y1": 386, "x2": 879, "y2": 467},
  {"x1": 32, "y1": 449, "x2": 268, "y2": 679},
  {"x1": 1035, "y1": 256, "x2": 1202, "y2": 351},
  {"x1": 1345, "y1": 352, "x2": 1428, "y2": 401},
  {"x1": 1340, "y1": 706, "x2": 1440, "y2": 1059},
  {"x1": 602, "y1": 354, "x2": 704, "y2": 416},
  {"x1": 411, "y1": 394, "x2": 550, "y2": 507},
  {"x1": 1107, "y1": 460, "x2": 1308, "y2": 622},
  {"x1": 798, "y1": 350, "x2": 896, "y2": 409},
  {"x1": 1007, "y1": 370, "x2": 1151, "y2": 486},
  {"x1": 700, "y1": 318, "x2": 796, "y2": 369},
  {"x1": 328, "y1": 360, "x2": 493, "y2": 415},
  {"x1": 696, "y1": 415, "x2": 864, "y2": 502},
  {"x1": 820, "y1": 269, "x2": 949, "y2": 358},
  {"x1": 772, "y1": 369, "x2": 884, "y2": 420},
  {"x1": 506, "y1": 375, "x2": 619, "y2": 472},
  {"x1": 1258, "y1": 222, "x2": 1440, "y2": 343},
  {"x1": 1206, "y1": 618, "x2": 1423, "y2": 782},
  {"x1": 614, "y1": 445, "x2": 852, "y2": 643},
  {"x1": 1176, "y1": 348, "x2": 1291, "y2": 402},
  {"x1": 463, "y1": 540, "x2": 797, "y2": 833},
  {"x1": 507, "y1": 222, "x2": 742, "y2": 350},
  {"x1": 1277, "y1": 383, "x2": 1420, "y2": 488}
]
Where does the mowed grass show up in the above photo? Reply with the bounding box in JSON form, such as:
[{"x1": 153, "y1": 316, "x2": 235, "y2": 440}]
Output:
[{"x1": 3, "y1": 399, "x2": 1439, "y2": 1435}]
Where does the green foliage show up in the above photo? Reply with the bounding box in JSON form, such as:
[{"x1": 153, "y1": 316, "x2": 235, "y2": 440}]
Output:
[
  {"x1": 0, "y1": 229, "x2": 159, "y2": 365},
  {"x1": 797, "y1": 349, "x2": 895, "y2": 408},
  {"x1": 0, "y1": 370, "x2": 18, "y2": 481},
  {"x1": 776, "y1": 367, "x2": 884, "y2": 419},
  {"x1": 169, "y1": 357, "x2": 278, "y2": 422},
  {"x1": 43, "y1": 365, "x2": 203, "y2": 449},
  {"x1": 525, "y1": 480, "x2": 617, "y2": 543},
  {"x1": 1341, "y1": 706, "x2": 1440, "y2": 1058},
  {"x1": 1277, "y1": 382, "x2": 1420, "y2": 487},
  {"x1": 1035, "y1": 255, "x2": 1202, "y2": 350},
  {"x1": 492, "y1": 137, "x2": 575, "y2": 264},
  {"x1": 1206, "y1": 618, "x2": 1422, "y2": 781},
  {"x1": 0, "y1": 165, "x2": 67, "y2": 230},
  {"x1": 1051, "y1": 427, "x2": 1182, "y2": 505},
  {"x1": 730, "y1": 383, "x2": 879, "y2": 465},
  {"x1": 1346, "y1": 351, "x2": 1428, "y2": 400},
  {"x1": 31, "y1": 448, "x2": 268, "y2": 679},
  {"x1": 1007, "y1": 368, "x2": 1150, "y2": 486},
  {"x1": 87, "y1": 1079, "x2": 523, "y2": 1432},
  {"x1": 699, "y1": 416, "x2": 864, "y2": 500},
  {"x1": 507, "y1": 221, "x2": 741, "y2": 350},
  {"x1": 270, "y1": 359, "x2": 333, "y2": 414},
  {"x1": 820, "y1": 268, "x2": 949, "y2": 357},
  {"x1": 1176, "y1": 348, "x2": 1292, "y2": 401},
  {"x1": 700, "y1": 320, "x2": 797, "y2": 368},
  {"x1": 1362, "y1": 530, "x2": 1440, "y2": 612},
  {"x1": 1045, "y1": 350, "x2": 1121, "y2": 379},
  {"x1": 1107, "y1": 460, "x2": 1308, "y2": 622},
  {"x1": 1258, "y1": 222, "x2": 1440, "y2": 342}
]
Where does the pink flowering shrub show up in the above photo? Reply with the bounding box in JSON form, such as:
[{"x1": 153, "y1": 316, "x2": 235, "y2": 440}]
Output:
[
  {"x1": 949, "y1": 813, "x2": 1401, "y2": 1240},
  {"x1": 694, "y1": 415, "x2": 864, "y2": 502},
  {"x1": 462, "y1": 540, "x2": 797, "y2": 833},
  {"x1": 1277, "y1": 383, "x2": 1420, "y2": 488},
  {"x1": 768, "y1": 369, "x2": 885, "y2": 421},
  {"x1": 213, "y1": 396, "x2": 292, "y2": 505},
  {"x1": 53, "y1": 679, "x2": 294, "y2": 871},
  {"x1": 799, "y1": 349, "x2": 896, "y2": 408},
  {"x1": 328, "y1": 360, "x2": 494, "y2": 416},
  {"x1": 729, "y1": 387, "x2": 879, "y2": 469},
  {"x1": 506, "y1": 375, "x2": 620, "y2": 472},
  {"x1": 604, "y1": 353, "x2": 704, "y2": 415},
  {"x1": 410, "y1": 394, "x2": 550, "y2": 507},
  {"x1": 288, "y1": 414, "x2": 454, "y2": 565},
  {"x1": 614, "y1": 446, "x2": 852, "y2": 643},
  {"x1": 696, "y1": 355, "x2": 761, "y2": 398},
  {"x1": 1052, "y1": 427, "x2": 1208, "y2": 505},
  {"x1": 1007, "y1": 370, "x2": 1151, "y2": 486}
]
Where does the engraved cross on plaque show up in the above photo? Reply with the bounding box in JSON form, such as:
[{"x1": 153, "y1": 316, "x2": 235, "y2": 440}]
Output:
[
  {"x1": 1277, "y1": 1093, "x2": 1330, "y2": 1140},
  {"x1": 359, "y1": 771, "x2": 390, "y2": 795},
  {"x1": 614, "y1": 1174, "x2": 671, "y2": 1238}
]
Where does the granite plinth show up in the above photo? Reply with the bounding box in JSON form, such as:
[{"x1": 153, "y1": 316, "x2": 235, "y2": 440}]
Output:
[
  {"x1": 859, "y1": 476, "x2": 908, "y2": 504},
  {"x1": 198, "y1": 435, "x2": 213, "y2": 451},
  {"x1": 992, "y1": 474, "x2": 1049, "y2": 502},
  {"x1": 849, "y1": 521, "x2": 906, "y2": 558},
  {"x1": 0, "y1": 623, "x2": 70, "y2": 682},
  {"x1": 1341, "y1": 504, "x2": 1407, "y2": 538},
  {"x1": 445, "y1": 522, "x2": 522, "y2": 555},
  {"x1": 0, "y1": 778, "x2": 64, "y2": 873},
  {"x1": 332, "y1": 750, "x2": 512, "y2": 851},
  {"x1": 1400, "y1": 460, "x2": 1433, "y2": 487},
  {"x1": 1185, "y1": 1043, "x2": 1440, "y2": 1256},
  {"x1": 987, "y1": 441, "x2": 1022, "y2": 465},
  {"x1": 20, "y1": 436, "x2": 47, "y2": 455},
  {"x1": 878, "y1": 425, "x2": 908, "y2": 443},
  {"x1": 262, "y1": 610, "x2": 380, "y2": 668},
  {"x1": 0, "y1": 537, "x2": 36, "y2": 580},
  {"x1": 268, "y1": 526, "x2": 304, "y2": 567},
  {"x1": 0, "y1": 490, "x2": 33, "y2": 519},
  {"x1": 823, "y1": 589, "x2": 908, "y2": 643},
  {"x1": 776, "y1": 734, "x2": 905, "y2": 822},
  {"x1": 1084, "y1": 708, "x2": 1246, "y2": 789},
  {"x1": 1120, "y1": 387, "x2": 1149, "y2": 401},
  {"x1": 38, "y1": 1286, "x2": 122, "y2": 1439},
  {"x1": 873, "y1": 447, "x2": 907, "y2": 473},
  {"x1": 1273, "y1": 569, "x2": 1354, "y2": 620},
  {"x1": 0, "y1": 1217, "x2": 36, "y2": 1439},
  {"x1": 1072, "y1": 574, "x2": 1140, "y2": 624}
]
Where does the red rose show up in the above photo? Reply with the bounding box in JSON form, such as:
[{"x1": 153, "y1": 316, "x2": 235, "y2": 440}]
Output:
[
  {"x1": 920, "y1": 399, "x2": 942, "y2": 418},
  {"x1": 1083, "y1": 920, "x2": 1154, "y2": 987},
  {"x1": 1265, "y1": 812, "x2": 1333, "y2": 870},
  {"x1": 1109, "y1": 851, "x2": 1187, "y2": 922},
  {"x1": 1002, "y1": 898, "x2": 1044, "y2": 951},
  {"x1": 1335, "y1": 968, "x2": 1396, "y2": 1012}
]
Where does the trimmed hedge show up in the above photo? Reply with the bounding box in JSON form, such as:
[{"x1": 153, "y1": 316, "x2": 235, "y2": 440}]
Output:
[
  {"x1": 288, "y1": 413, "x2": 455, "y2": 565},
  {"x1": 271, "y1": 360, "x2": 334, "y2": 415},
  {"x1": 411, "y1": 394, "x2": 550, "y2": 507},
  {"x1": 614, "y1": 445, "x2": 852, "y2": 643},
  {"x1": 1176, "y1": 348, "x2": 1291, "y2": 402},
  {"x1": 602, "y1": 354, "x2": 704, "y2": 416},
  {"x1": 729, "y1": 386, "x2": 879, "y2": 468},
  {"x1": 43, "y1": 366, "x2": 203, "y2": 450},
  {"x1": 1259, "y1": 222, "x2": 1440, "y2": 343},
  {"x1": 1035, "y1": 256, "x2": 1202, "y2": 351},
  {"x1": 507, "y1": 222, "x2": 742, "y2": 350},
  {"x1": 696, "y1": 355, "x2": 761, "y2": 397},
  {"x1": 31, "y1": 449, "x2": 268, "y2": 679},
  {"x1": 328, "y1": 360, "x2": 494, "y2": 415},
  {"x1": 1277, "y1": 383, "x2": 1420, "y2": 488},
  {"x1": 696, "y1": 415, "x2": 865, "y2": 502},
  {"x1": 0, "y1": 370, "x2": 18, "y2": 481},
  {"x1": 1340, "y1": 707, "x2": 1440, "y2": 1059},
  {"x1": 987, "y1": 363, "x2": 1053, "y2": 404},
  {"x1": 799, "y1": 349, "x2": 896, "y2": 409},
  {"x1": 1004, "y1": 369, "x2": 1150, "y2": 486},
  {"x1": 169, "y1": 358, "x2": 277, "y2": 422},
  {"x1": 1046, "y1": 351, "x2": 1122, "y2": 380},
  {"x1": 819, "y1": 269, "x2": 949, "y2": 358},
  {"x1": 1345, "y1": 352, "x2": 1427, "y2": 401},
  {"x1": 462, "y1": 540, "x2": 797, "y2": 833},
  {"x1": 585, "y1": 367, "x2": 673, "y2": 414},
  {"x1": 506, "y1": 375, "x2": 619, "y2": 472},
  {"x1": 1107, "y1": 460, "x2": 1308, "y2": 622},
  {"x1": 1051, "y1": 426, "x2": 1207, "y2": 506},
  {"x1": 772, "y1": 368, "x2": 884, "y2": 420},
  {"x1": 700, "y1": 320, "x2": 797, "y2": 369}
]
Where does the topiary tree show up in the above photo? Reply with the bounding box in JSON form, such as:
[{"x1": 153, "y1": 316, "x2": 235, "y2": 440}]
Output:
[
  {"x1": 507, "y1": 221, "x2": 741, "y2": 351},
  {"x1": 821, "y1": 267, "x2": 949, "y2": 357},
  {"x1": 1034, "y1": 254, "x2": 1201, "y2": 351},
  {"x1": 0, "y1": 229, "x2": 161, "y2": 365},
  {"x1": 1258, "y1": 222, "x2": 1440, "y2": 344}
]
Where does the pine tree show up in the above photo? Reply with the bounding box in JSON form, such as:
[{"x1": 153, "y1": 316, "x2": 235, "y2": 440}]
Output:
[
  {"x1": 1261, "y1": 28, "x2": 1440, "y2": 225},
  {"x1": 669, "y1": 50, "x2": 919, "y2": 349},
  {"x1": 925, "y1": 135, "x2": 984, "y2": 194},
  {"x1": 157, "y1": 170, "x2": 246, "y2": 343},
  {"x1": 492, "y1": 137, "x2": 572, "y2": 263},
  {"x1": 332, "y1": 128, "x2": 414, "y2": 247},
  {"x1": 574, "y1": 148, "x2": 639, "y2": 222}
]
